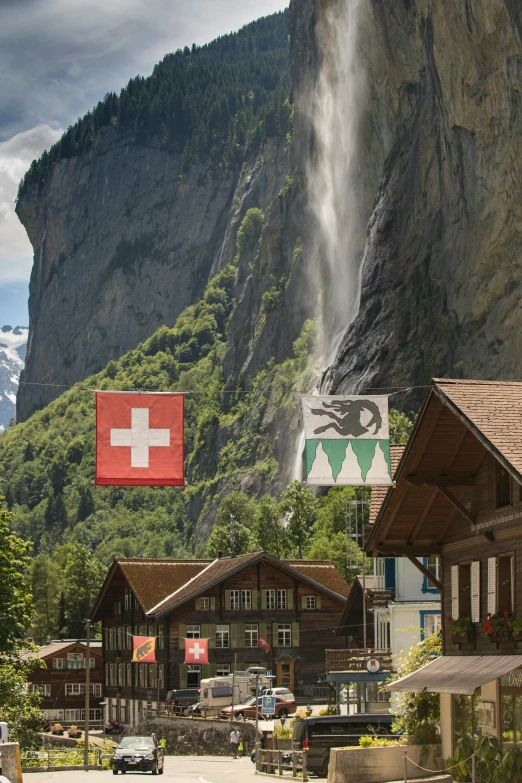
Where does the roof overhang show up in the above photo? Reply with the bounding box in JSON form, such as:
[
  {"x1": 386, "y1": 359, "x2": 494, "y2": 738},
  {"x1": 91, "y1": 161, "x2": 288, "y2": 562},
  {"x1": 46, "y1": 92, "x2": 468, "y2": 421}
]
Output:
[{"x1": 387, "y1": 655, "x2": 522, "y2": 695}]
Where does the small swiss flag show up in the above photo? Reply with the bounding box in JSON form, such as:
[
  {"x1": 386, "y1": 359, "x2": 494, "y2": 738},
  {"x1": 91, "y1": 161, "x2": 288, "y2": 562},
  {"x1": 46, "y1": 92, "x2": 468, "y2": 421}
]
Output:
[
  {"x1": 184, "y1": 638, "x2": 209, "y2": 664},
  {"x1": 95, "y1": 392, "x2": 184, "y2": 486}
]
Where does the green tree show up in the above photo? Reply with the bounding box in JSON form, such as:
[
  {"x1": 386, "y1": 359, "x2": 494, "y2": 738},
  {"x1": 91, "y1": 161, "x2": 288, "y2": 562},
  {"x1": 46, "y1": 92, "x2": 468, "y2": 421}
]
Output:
[
  {"x1": 279, "y1": 480, "x2": 317, "y2": 559},
  {"x1": 235, "y1": 208, "x2": 264, "y2": 260},
  {"x1": 30, "y1": 554, "x2": 63, "y2": 644},
  {"x1": 254, "y1": 496, "x2": 288, "y2": 558},
  {"x1": 0, "y1": 500, "x2": 33, "y2": 653},
  {"x1": 0, "y1": 657, "x2": 44, "y2": 748},
  {"x1": 59, "y1": 544, "x2": 106, "y2": 637},
  {"x1": 205, "y1": 492, "x2": 258, "y2": 557},
  {"x1": 388, "y1": 631, "x2": 442, "y2": 745},
  {"x1": 389, "y1": 408, "x2": 416, "y2": 444}
]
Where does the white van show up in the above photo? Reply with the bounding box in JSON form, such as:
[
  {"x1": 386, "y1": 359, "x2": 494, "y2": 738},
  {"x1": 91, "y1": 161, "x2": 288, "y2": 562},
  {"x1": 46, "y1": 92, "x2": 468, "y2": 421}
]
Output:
[{"x1": 199, "y1": 670, "x2": 273, "y2": 715}]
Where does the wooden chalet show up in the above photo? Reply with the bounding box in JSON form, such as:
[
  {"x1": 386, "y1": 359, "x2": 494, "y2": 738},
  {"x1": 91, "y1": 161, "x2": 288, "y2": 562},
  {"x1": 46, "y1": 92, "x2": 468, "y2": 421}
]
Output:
[
  {"x1": 366, "y1": 379, "x2": 522, "y2": 758},
  {"x1": 25, "y1": 640, "x2": 104, "y2": 727},
  {"x1": 90, "y1": 551, "x2": 350, "y2": 727}
]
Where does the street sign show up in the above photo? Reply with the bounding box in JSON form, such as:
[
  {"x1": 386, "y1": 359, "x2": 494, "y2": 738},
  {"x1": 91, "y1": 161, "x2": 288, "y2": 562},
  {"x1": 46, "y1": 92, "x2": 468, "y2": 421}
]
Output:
[
  {"x1": 265, "y1": 670, "x2": 272, "y2": 676},
  {"x1": 262, "y1": 695, "x2": 276, "y2": 716},
  {"x1": 365, "y1": 657, "x2": 382, "y2": 674}
]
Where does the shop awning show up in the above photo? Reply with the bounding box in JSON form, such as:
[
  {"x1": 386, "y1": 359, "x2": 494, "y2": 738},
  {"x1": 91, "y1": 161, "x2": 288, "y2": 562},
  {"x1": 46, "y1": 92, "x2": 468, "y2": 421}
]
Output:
[{"x1": 387, "y1": 655, "x2": 522, "y2": 696}]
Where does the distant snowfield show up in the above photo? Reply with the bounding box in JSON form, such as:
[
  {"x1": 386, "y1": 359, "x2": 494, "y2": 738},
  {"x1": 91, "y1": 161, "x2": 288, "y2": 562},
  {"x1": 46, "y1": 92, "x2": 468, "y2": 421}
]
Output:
[{"x1": 0, "y1": 325, "x2": 28, "y2": 430}]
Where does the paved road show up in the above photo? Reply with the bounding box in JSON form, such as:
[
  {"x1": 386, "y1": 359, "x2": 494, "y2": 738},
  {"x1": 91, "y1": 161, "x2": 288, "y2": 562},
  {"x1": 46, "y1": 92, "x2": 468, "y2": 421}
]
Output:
[{"x1": 24, "y1": 756, "x2": 258, "y2": 783}]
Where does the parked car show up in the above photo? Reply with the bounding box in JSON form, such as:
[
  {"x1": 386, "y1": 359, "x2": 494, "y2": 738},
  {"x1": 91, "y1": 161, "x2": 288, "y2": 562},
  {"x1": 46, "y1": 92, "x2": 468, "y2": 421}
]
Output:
[
  {"x1": 166, "y1": 688, "x2": 200, "y2": 707},
  {"x1": 261, "y1": 687, "x2": 295, "y2": 701},
  {"x1": 292, "y1": 713, "x2": 398, "y2": 778},
  {"x1": 220, "y1": 694, "x2": 296, "y2": 720},
  {"x1": 112, "y1": 736, "x2": 164, "y2": 775}
]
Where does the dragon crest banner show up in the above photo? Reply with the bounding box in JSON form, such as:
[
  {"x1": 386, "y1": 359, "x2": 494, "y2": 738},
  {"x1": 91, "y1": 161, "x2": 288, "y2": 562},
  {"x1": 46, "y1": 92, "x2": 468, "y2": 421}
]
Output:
[{"x1": 301, "y1": 395, "x2": 392, "y2": 486}]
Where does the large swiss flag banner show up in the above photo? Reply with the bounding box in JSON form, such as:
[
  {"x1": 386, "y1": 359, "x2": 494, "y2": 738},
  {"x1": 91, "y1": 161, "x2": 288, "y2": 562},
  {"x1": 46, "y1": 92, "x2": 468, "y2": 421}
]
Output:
[
  {"x1": 184, "y1": 638, "x2": 208, "y2": 665},
  {"x1": 95, "y1": 392, "x2": 184, "y2": 486}
]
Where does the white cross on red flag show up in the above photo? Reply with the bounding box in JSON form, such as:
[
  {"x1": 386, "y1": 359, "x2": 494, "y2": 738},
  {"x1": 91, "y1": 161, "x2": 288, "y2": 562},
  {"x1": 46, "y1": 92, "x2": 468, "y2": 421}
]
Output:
[
  {"x1": 184, "y1": 638, "x2": 208, "y2": 664},
  {"x1": 95, "y1": 392, "x2": 184, "y2": 486}
]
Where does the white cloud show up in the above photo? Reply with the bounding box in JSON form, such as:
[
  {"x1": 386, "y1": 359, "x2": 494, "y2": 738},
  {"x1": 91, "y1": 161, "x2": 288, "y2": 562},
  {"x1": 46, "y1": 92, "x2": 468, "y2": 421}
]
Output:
[{"x1": 0, "y1": 124, "x2": 62, "y2": 283}]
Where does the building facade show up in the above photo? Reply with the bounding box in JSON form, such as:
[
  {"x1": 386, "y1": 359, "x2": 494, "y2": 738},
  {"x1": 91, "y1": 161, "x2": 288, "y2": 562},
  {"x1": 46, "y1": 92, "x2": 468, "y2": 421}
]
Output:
[
  {"x1": 366, "y1": 379, "x2": 522, "y2": 759},
  {"x1": 91, "y1": 552, "x2": 350, "y2": 726},
  {"x1": 26, "y1": 640, "x2": 104, "y2": 727}
]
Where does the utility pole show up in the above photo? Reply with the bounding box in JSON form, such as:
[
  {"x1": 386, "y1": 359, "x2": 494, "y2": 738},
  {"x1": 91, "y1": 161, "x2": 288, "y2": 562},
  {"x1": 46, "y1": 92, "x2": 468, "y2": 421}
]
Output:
[{"x1": 84, "y1": 619, "x2": 91, "y2": 771}]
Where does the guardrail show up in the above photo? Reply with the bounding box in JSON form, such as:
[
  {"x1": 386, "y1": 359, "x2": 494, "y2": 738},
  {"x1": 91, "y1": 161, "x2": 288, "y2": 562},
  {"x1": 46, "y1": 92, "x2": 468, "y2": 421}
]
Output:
[
  {"x1": 20, "y1": 748, "x2": 103, "y2": 770},
  {"x1": 255, "y1": 745, "x2": 307, "y2": 780}
]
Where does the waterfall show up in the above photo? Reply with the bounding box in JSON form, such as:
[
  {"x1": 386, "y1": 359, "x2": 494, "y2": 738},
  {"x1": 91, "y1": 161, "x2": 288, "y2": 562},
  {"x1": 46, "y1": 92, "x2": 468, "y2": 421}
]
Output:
[{"x1": 309, "y1": 0, "x2": 366, "y2": 374}]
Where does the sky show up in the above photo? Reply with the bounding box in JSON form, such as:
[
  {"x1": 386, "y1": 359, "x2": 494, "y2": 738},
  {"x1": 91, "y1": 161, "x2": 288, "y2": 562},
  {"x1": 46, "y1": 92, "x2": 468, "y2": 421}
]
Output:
[{"x1": 0, "y1": 0, "x2": 289, "y2": 327}]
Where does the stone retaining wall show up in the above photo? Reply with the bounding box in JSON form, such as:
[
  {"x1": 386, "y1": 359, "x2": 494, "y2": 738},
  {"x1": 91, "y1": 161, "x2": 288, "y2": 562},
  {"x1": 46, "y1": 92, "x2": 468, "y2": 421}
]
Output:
[{"x1": 138, "y1": 716, "x2": 257, "y2": 757}]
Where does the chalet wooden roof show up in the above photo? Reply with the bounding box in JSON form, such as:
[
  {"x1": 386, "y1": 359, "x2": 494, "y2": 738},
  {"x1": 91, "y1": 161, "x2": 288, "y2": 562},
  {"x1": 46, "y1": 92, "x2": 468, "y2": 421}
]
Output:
[
  {"x1": 369, "y1": 445, "x2": 406, "y2": 525},
  {"x1": 366, "y1": 378, "x2": 522, "y2": 557},
  {"x1": 91, "y1": 552, "x2": 350, "y2": 621},
  {"x1": 21, "y1": 640, "x2": 103, "y2": 661}
]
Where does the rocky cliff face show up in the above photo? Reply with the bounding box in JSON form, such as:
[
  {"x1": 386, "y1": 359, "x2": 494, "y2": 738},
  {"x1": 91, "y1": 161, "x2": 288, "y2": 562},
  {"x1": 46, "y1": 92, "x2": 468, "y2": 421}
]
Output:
[{"x1": 325, "y1": 0, "x2": 522, "y2": 402}]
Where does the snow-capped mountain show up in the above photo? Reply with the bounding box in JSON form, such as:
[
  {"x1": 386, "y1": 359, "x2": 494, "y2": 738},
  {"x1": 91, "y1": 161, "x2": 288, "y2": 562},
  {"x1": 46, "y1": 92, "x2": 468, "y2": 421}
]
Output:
[{"x1": 0, "y1": 326, "x2": 28, "y2": 431}]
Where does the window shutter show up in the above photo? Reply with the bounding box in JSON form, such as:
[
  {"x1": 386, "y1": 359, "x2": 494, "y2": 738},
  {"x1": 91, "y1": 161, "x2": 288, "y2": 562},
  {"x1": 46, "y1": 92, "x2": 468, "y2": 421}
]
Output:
[
  {"x1": 179, "y1": 664, "x2": 187, "y2": 688},
  {"x1": 252, "y1": 590, "x2": 258, "y2": 610},
  {"x1": 261, "y1": 591, "x2": 267, "y2": 610},
  {"x1": 225, "y1": 590, "x2": 231, "y2": 610},
  {"x1": 208, "y1": 624, "x2": 216, "y2": 649},
  {"x1": 316, "y1": 595, "x2": 322, "y2": 610},
  {"x1": 451, "y1": 566, "x2": 459, "y2": 619},
  {"x1": 196, "y1": 598, "x2": 201, "y2": 611},
  {"x1": 488, "y1": 557, "x2": 497, "y2": 615},
  {"x1": 236, "y1": 623, "x2": 245, "y2": 649},
  {"x1": 179, "y1": 624, "x2": 186, "y2": 650},
  {"x1": 210, "y1": 663, "x2": 216, "y2": 677},
  {"x1": 210, "y1": 597, "x2": 216, "y2": 611},
  {"x1": 202, "y1": 664, "x2": 210, "y2": 679},
  {"x1": 288, "y1": 590, "x2": 294, "y2": 610},
  {"x1": 201, "y1": 624, "x2": 209, "y2": 640},
  {"x1": 292, "y1": 622, "x2": 300, "y2": 647},
  {"x1": 272, "y1": 622, "x2": 278, "y2": 646},
  {"x1": 302, "y1": 595, "x2": 307, "y2": 609},
  {"x1": 231, "y1": 624, "x2": 238, "y2": 648},
  {"x1": 471, "y1": 561, "x2": 481, "y2": 623}
]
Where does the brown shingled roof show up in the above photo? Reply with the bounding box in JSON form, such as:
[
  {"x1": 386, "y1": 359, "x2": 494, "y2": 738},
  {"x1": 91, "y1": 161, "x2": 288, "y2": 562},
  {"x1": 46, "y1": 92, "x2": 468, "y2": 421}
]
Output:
[
  {"x1": 119, "y1": 559, "x2": 211, "y2": 613},
  {"x1": 285, "y1": 561, "x2": 350, "y2": 598},
  {"x1": 369, "y1": 445, "x2": 406, "y2": 525}
]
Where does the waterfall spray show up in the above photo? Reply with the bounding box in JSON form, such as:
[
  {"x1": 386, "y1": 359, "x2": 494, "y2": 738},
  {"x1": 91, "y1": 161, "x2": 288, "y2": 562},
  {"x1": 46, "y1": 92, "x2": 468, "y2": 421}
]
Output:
[{"x1": 309, "y1": 0, "x2": 366, "y2": 373}]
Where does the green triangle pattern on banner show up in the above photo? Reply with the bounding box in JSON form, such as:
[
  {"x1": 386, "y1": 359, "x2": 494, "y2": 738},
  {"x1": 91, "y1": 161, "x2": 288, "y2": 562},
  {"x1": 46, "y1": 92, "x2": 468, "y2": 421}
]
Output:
[
  {"x1": 321, "y1": 440, "x2": 349, "y2": 481},
  {"x1": 351, "y1": 440, "x2": 378, "y2": 481},
  {"x1": 380, "y1": 440, "x2": 392, "y2": 478},
  {"x1": 305, "y1": 439, "x2": 320, "y2": 477}
]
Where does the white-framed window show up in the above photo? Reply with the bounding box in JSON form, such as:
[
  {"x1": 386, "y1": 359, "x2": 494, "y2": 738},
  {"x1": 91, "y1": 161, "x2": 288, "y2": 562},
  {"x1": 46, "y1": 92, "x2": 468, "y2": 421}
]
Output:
[
  {"x1": 216, "y1": 664, "x2": 230, "y2": 677},
  {"x1": 265, "y1": 590, "x2": 276, "y2": 610},
  {"x1": 66, "y1": 683, "x2": 103, "y2": 697},
  {"x1": 81, "y1": 709, "x2": 103, "y2": 721},
  {"x1": 109, "y1": 664, "x2": 115, "y2": 686},
  {"x1": 29, "y1": 684, "x2": 51, "y2": 697},
  {"x1": 118, "y1": 663, "x2": 124, "y2": 686},
  {"x1": 423, "y1": 614, "x2": 442, "y2": 637},
  {"x1": 200, "y1": 597, "x2": 210, "y2": 611},
  {"x1": 186, "y1": 625, "x2": 200, "y2": 639},
  {"x1": 66, "y1": 708, "x2": 82, "y2": 722},
  {"x1": 230, "y1": 590, "x2": 240, "y2": 610},
  {"x1": 241, "y1": 590, "x2": 251, "y2": 610},
  {"x1": 124, "y1": 588, "x2": 131, "y2": 611},
  {"x1": 216, "y1": 625, "x2": 230, "y2": 648},
  {"x1": 277, "y1": 590, "x2": 287, "y2": 609},
  {"x1": 52, "y1": 658, "x2": 65, "y2": 670},
  {"x1": 43, "y1": 709, "x2": 64, "y2": 721},
  {"x1": 126, "y1": 663, "x2": 132, "y2": 686},
  {"x1": 245, "y1": 624, "x2": 258, "y2": 647},
  {"x1": 305, "y1": 596, "x2": 316, "y2": 609},
  {"x1": 277, "y1": 624, "x2": 292, "y2": 647}
]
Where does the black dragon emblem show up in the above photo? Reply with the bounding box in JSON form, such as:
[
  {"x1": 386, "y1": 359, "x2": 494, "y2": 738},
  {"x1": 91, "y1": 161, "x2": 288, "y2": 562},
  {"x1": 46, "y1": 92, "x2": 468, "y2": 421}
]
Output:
[{"x1": 311, "y1": 399, "x2": 383, "y2": 437}]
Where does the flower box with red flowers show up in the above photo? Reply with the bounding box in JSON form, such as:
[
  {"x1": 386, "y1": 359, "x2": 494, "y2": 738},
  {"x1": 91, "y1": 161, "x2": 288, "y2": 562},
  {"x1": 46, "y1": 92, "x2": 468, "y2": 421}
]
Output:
[
  {"x1": 447, "y1": 615, "x2": 475, "y2": 643},
  {"x1": 481, "y1": 610, "x2": 522, "y2": 641}
]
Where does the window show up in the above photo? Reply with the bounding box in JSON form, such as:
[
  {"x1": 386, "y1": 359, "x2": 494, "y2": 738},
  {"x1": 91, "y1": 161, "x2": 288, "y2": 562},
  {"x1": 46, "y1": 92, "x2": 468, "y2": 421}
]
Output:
[
  {"x1": 499, "y1": 554, "x2": 515, "y2": 614},
  {"x1": 230, "y1": 590, "x2": 240, "y2": 610},
  {"x1": 277, "y1": 624, "x2": 292, "y2": 647},
  {"x1": 114, "y1": 600, "x2": 122, "y2": 614},
  {"x1": 200, "y1": 597, "x2": 210, "y2": 611},
  {"x1": 459, "y1": 563, "x2": 472, "y2": 618},
  {"x1": 305, "y1": 596, "x2": 316, "y2": 610},
  {"x1": 216, "y1": 664, "x2": 230, "y2": 677},
  {"x1": 186, "y1": 625, "x2": 200, "y2": 639},
  {"x1": 277, "y1": 590, "x2": 287, "y2": 610},
  {"x1": 241, "y1": 590, "x2": 251, "y2": 610},
  {"x1": 365, "y1": 682, "x2": 391, "y2": 704},
  {"x1": 29, "y1": 684, "x2": 51, "y2": 697},
  {"x1": 158, "y1": 625, "x2": 165, "y2": 650},
  {"x1": 43, "y1": 709, "x2": 64, "y2": 721},
  {"x1": 245, "y1": 624, "x2": 258, "y2": 647},
  {"x1": 422, "y1": 556, "x2": 441, "y2": 593},
  {"x1": 421, "y1": 612, "x2": 442, "y2": 639},
  {"x1": 52, "y1": 658, "x2": 65, "y2": 670},
  {"x1": 216, "y1": 625, "x2": 230, "y2": 648},
  {"x1": 159, "y1": 664, "x2": 164, "y2": 689},
  {"x1": 452, "y1": 561, "x2": 481, "y2": 622},
  {"x1": 117, "y1": 627, "x2": 123, "y2": 650},
  {"x1": 126, "y1": 626, "x2": 132, "y2": 650},
  {"x1": 265, "y1": 590, "x2": 275, "y2": 610},
  {"x1": 81, "y1": 709, "x2": 103, "y2": 722},
  {"x1": 124, "y1": 589, "x2": 131, "y2": 611},
  {"x1": 134, "y1": 597, "x2": 140, "y2": 610},
  {"x1": 127, "y1": 663, "x2": 132, "y2": 686},
  {"x1": 66, "y1": 709, "x2": 82, "y2": 722},
  {"x1": 187, "y1": 665, "x2": 201, "y2": 687},
  {"x1": 497, "y1": 463, "x2": 512, "y2": 508},
  {"x1": 65, "y1": 683, "x2": 102, "y2": 697}
]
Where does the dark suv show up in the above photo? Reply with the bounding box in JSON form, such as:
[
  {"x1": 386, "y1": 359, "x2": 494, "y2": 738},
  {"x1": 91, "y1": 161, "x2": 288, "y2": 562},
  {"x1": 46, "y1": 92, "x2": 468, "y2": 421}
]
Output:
[
  {"x1": 292, "y1": 713, "x2": 397, "y2": 778},
  {"x1": 112, "y1": 736, "x2": 164, "y2": 775},
  {"x1": 166, "y1": 688, "x2": 200, "y2": 707}
]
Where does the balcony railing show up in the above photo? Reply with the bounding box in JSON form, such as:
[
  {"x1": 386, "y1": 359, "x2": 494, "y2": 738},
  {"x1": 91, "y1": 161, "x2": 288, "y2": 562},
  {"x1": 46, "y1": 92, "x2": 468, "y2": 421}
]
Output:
[{"x1": 325, "y1": 649, "x2": 392, "y2": 673}]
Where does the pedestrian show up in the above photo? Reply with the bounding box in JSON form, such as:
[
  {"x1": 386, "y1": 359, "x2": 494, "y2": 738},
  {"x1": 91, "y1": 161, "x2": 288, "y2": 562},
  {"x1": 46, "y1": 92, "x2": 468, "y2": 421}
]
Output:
[
  {"x1": 159, "y1": 737, "x2": 167, "y2": 750},
  {"x1": 229, "y1": 728, "x2": 241, "y2": 759}
]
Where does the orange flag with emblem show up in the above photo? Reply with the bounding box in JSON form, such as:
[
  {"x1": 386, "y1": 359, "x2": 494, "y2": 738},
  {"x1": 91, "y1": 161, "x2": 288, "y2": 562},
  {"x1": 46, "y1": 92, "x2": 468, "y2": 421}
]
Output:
[{"x1": 132, "y1": 636, "x2": 156, "y2": 663}]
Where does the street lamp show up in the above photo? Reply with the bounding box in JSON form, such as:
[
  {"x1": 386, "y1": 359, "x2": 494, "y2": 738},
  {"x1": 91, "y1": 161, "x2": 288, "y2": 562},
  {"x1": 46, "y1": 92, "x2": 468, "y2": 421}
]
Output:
[{"x1": 248, "y1": 666, "x2": 266, "y2": 772}]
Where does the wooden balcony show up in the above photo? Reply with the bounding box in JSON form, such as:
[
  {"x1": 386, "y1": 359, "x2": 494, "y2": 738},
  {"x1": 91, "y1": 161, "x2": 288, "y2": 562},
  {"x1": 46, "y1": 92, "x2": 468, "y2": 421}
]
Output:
[
  {"x1": 325, "y1": 649, "x2": 393, "y2": 673},
  {"x1": 365, "y1": 589, "x2": 395, "y2": 609}
]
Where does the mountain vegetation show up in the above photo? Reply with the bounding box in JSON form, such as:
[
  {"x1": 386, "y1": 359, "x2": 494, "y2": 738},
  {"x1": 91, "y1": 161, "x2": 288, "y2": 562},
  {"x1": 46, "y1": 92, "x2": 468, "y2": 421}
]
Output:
[{"x1": 18, "y1": 12, "x2": 291, "y2": 198}]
